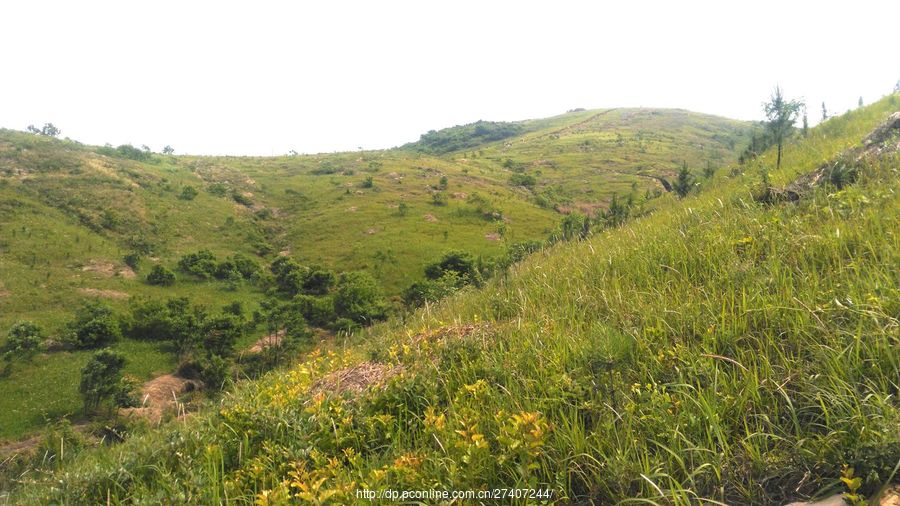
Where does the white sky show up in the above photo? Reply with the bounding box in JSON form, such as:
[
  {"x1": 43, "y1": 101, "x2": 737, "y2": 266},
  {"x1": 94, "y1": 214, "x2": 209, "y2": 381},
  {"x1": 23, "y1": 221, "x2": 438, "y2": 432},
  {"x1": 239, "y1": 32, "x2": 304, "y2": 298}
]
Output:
[{"x1": 1, "y1": 1, "x2": 898, "y2": 156}]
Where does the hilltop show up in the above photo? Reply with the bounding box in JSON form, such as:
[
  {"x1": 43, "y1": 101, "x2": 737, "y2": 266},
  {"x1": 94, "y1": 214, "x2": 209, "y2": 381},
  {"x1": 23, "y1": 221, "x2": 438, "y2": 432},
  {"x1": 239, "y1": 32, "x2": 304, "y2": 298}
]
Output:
[
  {"x1": 0, "y1": 108, "x2": 749, "y2": 440},
  {"x1": 2, "y1": 92, "x2": 898, "y2": 504}
]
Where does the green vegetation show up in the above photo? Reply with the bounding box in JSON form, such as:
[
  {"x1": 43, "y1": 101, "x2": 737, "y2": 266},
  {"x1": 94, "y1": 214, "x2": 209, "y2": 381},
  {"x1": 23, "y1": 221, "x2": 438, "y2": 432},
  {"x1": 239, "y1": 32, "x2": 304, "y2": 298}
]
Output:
[
  {"x1": 405, "y1": 120, "x2": 525, "y2": 154},
  {"x1": 78, "y1": 348, "x2": 132, "y2": 413},
  {"x1": 2, "y1": 94, "x2": 896, "y2": 504}
]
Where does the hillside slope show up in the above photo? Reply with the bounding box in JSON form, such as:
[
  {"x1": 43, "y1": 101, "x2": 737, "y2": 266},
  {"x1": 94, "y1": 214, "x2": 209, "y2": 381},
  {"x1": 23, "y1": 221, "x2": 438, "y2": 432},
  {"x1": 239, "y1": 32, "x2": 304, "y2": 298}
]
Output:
[
  {"x1": 0, "y1": 109, "x2": 749, "y2": 440},
  {"x1": 5, "y1": 97, "x2": 897, "y2": 503}
]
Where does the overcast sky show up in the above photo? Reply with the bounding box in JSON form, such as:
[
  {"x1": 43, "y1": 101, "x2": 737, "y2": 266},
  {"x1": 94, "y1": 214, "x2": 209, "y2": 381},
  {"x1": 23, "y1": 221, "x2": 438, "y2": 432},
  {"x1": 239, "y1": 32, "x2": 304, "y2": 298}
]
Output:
[{"x1": 2, "y1": 1, "x2": 898, "y2": 156}]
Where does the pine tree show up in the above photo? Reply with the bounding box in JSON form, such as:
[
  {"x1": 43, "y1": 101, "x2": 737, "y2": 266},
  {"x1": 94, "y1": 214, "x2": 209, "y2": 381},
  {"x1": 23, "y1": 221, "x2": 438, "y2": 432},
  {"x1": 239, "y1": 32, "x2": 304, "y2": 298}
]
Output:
[
  {"x1": 764, "y1": 86, "x2": 804, "y2": 170},
  {"x1": 673, "y1": 161, "x2": 695, "y2": 198},
  {"x1": 821, "y1": 102, "x2": 828, "y2": 121}
]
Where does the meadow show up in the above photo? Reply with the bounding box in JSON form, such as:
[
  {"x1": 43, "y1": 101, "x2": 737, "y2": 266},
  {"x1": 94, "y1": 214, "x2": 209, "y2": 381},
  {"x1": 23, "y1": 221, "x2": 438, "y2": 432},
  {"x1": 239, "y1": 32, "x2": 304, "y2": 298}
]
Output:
[
  {"x1": 0, "y1": 108, "x2": 748, "y2": 441},
  {"x1": 2, "y1": 96, "x2": 897, "y2": 503}
]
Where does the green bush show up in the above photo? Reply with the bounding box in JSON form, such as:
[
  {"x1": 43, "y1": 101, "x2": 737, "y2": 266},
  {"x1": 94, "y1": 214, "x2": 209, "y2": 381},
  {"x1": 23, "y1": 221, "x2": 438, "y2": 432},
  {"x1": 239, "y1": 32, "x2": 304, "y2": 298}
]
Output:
[
  {"x1": 333, "y1": 271, "x2": 387, "y2": 324},
  {"x1": 178, "y1": 250, "x2": 218, "y2": 279},
  {"x1": 179, "y1": 185, "x2": 199, "y2": 200},
  {"x1": 123, "y1": 252, "x2": 141, "y2": 272},
  {"x1": 402, "y1": 271, "x2": 462, "y2": 308},
  {"x1": 79, "y1": 348, "x2": 131, "y2": 413},
  {"x1": 67, "y1": 302, "x2": 121, "y2": 349},
  {"x1": 146, "y1": 264, "x2": 176, "y2": 286},
  {"x1": 424, "y1": 250, "x2": 480, "y2": 285},
  {"x1": 508, "y1": 172, "x2": 537, "y2": 188},
  {"x1": 2, "y1": 321, "x2": 42, "y2": 361},
  {"x1": 291, "y1": 294, "x2": 336, "y2": 327}
]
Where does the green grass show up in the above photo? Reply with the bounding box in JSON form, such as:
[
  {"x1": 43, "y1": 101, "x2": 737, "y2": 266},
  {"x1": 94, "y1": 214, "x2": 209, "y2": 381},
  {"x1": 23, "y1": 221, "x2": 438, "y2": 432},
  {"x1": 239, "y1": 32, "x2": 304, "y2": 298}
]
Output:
[
  {"x1": 4, "y1": 96, "x2": 897, "y2": 504},
  {"x1": 0, "y1": 108, "x2": 748, "y2": 440}
]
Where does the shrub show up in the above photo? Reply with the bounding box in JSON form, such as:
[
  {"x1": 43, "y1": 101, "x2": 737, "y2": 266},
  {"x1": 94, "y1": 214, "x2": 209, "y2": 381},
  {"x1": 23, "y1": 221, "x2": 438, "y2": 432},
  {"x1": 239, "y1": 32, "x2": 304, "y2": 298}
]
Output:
[
  {"x1": 333, "y1": 271, "x2": 387, "y2": 324},
  {"x1": 67, "y1": 302, "x2": 121, "y2": 349},
  {"x1": 146, "y1": 265, "x2": 176, "y2": 286},
  {"x1": 361, "y1": 175, "x2": 375, "y2": 188},
  {"x1": 178, "y1": 250, "x2": 218, "y2": 279},
  {"x1": 207, "y1": 183, "x2": 228, "y2": 196},
  {"x1": 508, "y1": 173, "x2": 537, "y2": 188},
  {"x1": 424, "y1": 250, "x2": 480, "y2": 285},
  {"x1": 2, "y1": 321, "x2": 42, "y2": 361},
  {"x1": 402, "y1": 271, "x2": 462, "y2": 308},
  {"x1": 79, "y1": 348, "x2": 131, "y2": 413},
  {"x1": 123, "y1": 252, "x2": 141, "y2": 272},
  {"x1": 179, "y1": 185, "x2": 198, "y2": 200},
  {"x1": 432, "y1": 192, "x2": 448, "y2": 206},
  {"x1": 291, "y1": 295, "x2": 336, "y2": 327},
  {"x1": 198, "y1": 355, "x2": 230, "y2": 391},
  {"x1": 232, "y1": 193, "x2": 253, "y2": 207}
]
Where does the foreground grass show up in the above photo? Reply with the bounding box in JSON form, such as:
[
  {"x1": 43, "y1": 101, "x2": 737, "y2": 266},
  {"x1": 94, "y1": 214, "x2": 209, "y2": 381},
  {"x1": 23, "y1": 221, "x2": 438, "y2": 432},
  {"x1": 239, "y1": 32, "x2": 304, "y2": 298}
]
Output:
[{"x1": 4, "y1": 99, "x2": 899, "y2": 504}]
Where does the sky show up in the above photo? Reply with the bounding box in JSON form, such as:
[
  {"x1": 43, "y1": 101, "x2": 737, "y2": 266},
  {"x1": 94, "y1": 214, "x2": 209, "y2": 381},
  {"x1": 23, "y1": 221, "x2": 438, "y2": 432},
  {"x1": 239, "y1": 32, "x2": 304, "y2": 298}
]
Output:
[{"x1": 1, "y1": 1, "x2": 898, "y2": 156}]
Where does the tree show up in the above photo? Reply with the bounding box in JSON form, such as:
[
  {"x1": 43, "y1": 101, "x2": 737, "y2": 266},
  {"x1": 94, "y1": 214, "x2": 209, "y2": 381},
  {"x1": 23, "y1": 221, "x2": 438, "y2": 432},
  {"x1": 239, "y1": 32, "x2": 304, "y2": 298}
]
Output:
[
  {"x1": 2, "y1": 321, "x2": 42, "y2": 361},
  {"x1": 858, "y1": 96, "x2": 864, "y2": 108},
  {"x1": 27, "y1": 123, "x2": 60, "y2": 137},
  {"x1": 672, "y1": 161, "x2": 695, "y2": 198},
  {"x1": 68, "y1": 302, "x2": 122, "y2": 349},
  {"x1": 821, "y1": 102, "x2": 828, "y2": 121},
  {"x1": 764, "y1": 86, "x2": 804, "y2": 171},
  {"x1": 162, "y1": 145, "x2": 174, "y2": 155},
  {"x1": 79, "y1": 348, "x2": 130, "y2": 413},
  {"x1": 895, "y1": 80, "x2": 900, "y2": 93},
  {"x1": 397, "y1": 202, "x2": 409, "y2": 216},
  {"x1": 802, "y1": 106, "x2": 809, "y2": 138},
  {"x1": 146, "y1": 264, "x2": 176, "y2": 286}
]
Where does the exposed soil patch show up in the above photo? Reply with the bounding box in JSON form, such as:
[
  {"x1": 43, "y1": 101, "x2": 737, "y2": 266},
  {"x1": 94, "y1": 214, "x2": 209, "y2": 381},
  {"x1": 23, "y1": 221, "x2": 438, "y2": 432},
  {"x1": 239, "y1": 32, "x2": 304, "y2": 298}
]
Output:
[
  {"x1": 0, "y1": 290, "x2": 9, "y2": 298},
  {"x1": 346, "y1": 206, "x2": 357, "y2": 212},
  {"x1": 308, "y1": 361, "x2": 402, "y2": 397},
  {"x1": 81, "y1": 260, "x2": 117, "y2": 277},
  {"x1": 120, "y1": 374, "x2": 200, "y2": 425},
  {"x1": 78, "y1": 288, "x2": 130, "y2": 300},
  {"x1": 117, "y1": 267, "x2": 136, "y2": 279},
  {"x1": 423, "y1": 214, "x2": 438, "y2": 222},
  {"x1": 452, "y1": 192, "x2": 468, "y2": 199},
  {"x1": 247, "y1": 331, "x2": 284, "y2": 353},
  {"x1": 365, "y1": 228, "x2": 378, "y2": 235},
  {"x1": 484, "y1": 233, "x2": 501, "y2": 241}
]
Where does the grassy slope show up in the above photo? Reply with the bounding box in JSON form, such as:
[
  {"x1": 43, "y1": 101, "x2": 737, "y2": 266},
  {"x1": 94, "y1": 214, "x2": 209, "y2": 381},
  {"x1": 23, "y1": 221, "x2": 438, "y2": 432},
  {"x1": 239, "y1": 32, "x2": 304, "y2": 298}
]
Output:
[
  {"x1": 0, "y1": 110, "x2": 747, "y2": 440},
  {"x1": 7, "y1": 97, "x2": 898, "y2": 504}
]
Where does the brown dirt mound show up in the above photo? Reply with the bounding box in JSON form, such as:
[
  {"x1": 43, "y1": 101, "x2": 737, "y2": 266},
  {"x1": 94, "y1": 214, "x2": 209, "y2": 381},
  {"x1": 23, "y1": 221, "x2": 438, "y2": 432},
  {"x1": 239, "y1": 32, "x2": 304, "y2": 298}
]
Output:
[
  {"x1": 347, "y1": 206, "x2": 357, "y2": 212},
  {"x1": 365, "y1": 228, "x2": 378, "y2": 235},
  {"x1": 423, "y1": 214, "x2": 438, "y2": 222},
  {"x1": 484, "y1": 233, "x2": 501, "y2": 241},
  {"x1": 78, "y1": 288, "x2": 130, "y2": 300},
  {"x1": 120, "y1": 374, "x2": 200, "y2": 424},
  {"x1": 452, "y1": 192, "x2": 468, "y2": 199},
  {"x1": 308, "y1": 362, "x2": 402, "y2": 397}
]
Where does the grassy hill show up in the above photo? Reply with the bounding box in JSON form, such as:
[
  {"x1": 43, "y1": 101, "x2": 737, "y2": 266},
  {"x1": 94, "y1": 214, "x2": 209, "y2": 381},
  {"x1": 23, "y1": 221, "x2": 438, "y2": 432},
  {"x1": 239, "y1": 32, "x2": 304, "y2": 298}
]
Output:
[
  {"x1": 0, "y1": 109, "x2": 749, "y2": 441},
  {"x1": 3, "y1": 94, "x2": 897, "y2": 503}
]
